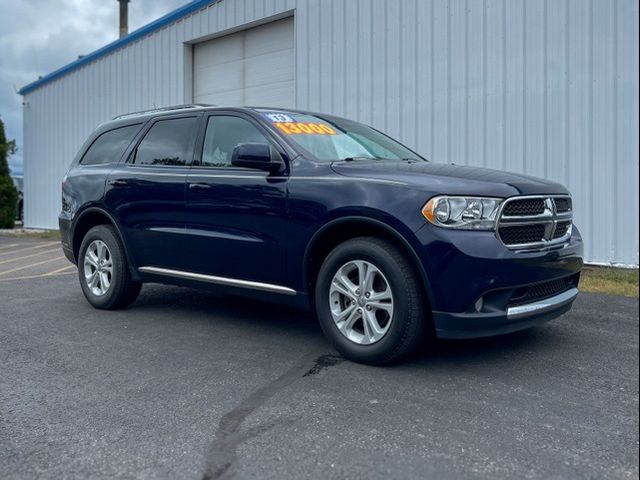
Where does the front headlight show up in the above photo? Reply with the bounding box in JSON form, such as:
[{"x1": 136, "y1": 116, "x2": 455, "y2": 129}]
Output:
[{"x1": 422, "y1": 196, "x2": 503, "y2": 230}]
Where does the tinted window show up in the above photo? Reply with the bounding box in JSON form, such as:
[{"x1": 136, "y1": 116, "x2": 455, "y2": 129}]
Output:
[
  {"x1": 81, "y1": 124, "x2": 140, "y2": 165},
  {"x1": 134, "y1": 117, "x2": 198, "y2": 166},
  {"x1": 201, "y1": 116, "x2": 270, "y2": 167}
]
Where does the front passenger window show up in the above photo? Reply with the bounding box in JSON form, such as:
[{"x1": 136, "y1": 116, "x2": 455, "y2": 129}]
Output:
[{"x1": 201, "y1": 116, "x2": 272, "y2": 167}]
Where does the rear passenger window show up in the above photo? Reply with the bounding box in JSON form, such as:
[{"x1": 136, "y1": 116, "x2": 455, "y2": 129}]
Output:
[
  {"x1": 133, "y1": 117, "x2": 198, "y2": 166},
  {"x1": 81, "y1": 124, "x2": 140, "y2": 165}
]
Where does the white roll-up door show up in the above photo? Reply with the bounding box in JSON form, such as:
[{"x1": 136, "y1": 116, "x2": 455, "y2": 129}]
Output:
[{"x1": 193, "y1": 17, "x2": 294, "y2": 108}]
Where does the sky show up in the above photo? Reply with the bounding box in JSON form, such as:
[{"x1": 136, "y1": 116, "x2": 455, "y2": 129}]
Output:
[{"x1": 0, "y1": 0, "x2": 187, "y2": 177}]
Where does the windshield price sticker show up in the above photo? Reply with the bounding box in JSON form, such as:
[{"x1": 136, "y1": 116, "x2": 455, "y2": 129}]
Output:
[{"x1": 274, "y1": 122, "x2": 337, "y2": 135}]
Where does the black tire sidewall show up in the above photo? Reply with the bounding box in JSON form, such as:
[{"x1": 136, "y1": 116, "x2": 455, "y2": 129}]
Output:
[{"x1": 315, "y1": 238, "x2": 423, "y2": 364}]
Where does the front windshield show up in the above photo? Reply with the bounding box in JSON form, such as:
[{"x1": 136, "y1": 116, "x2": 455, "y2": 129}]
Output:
[{"x1": 258, "y1": 110, "x2": 424, "y2": 162}]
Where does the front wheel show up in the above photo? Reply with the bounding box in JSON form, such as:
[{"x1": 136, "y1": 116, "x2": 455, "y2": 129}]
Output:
[
  {"x1": 78, "y1": 225, "x2": 142, "y2": 310},
  {"x1": 315, "y1": 237, "x2": 426, "y2": 365}
]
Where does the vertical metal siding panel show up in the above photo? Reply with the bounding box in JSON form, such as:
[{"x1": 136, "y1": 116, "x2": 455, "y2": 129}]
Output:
[
  {"x1": 152, "y1": 32, "x2": 161, "y2": 108},
  {"x1": 170, "y1": 28, "x2": 178, "y2": 105},
  {"x1": 356, "y1": 0, "x2": 373, "y2": 124},
  {"x1": 524, "y1": 0, "x2": 545, "y2": 178},
  {"x1": 465, "y1": 0, "x2": 484, "y2": 168},
  {"x1": 400, "y1": 0, "x2": 418, "y2": 150},
  {"x1": 306, "y1": 0, "x2": 321, "y2": 111},
  {"x1": 22, "y1": 99, "x2": 29, "y2": 226},
  {"x1": 135, "y1": 41, "x2": 143, "y2": 110},
  {"x1": 567, "y1": 0, "x2": 589, "y2": 262},
  {"x1": 591, "y1": 0, "x2": 615, "y2": 263},
  {"x1": 485, "y1": 0, "x2": 506, "y2": 171},
  {"x1": 615, "y1": 0, "x2": 639, "y2": 265},
  {"x1": 319, "y1": 0, "x2": 333, "y2": 114},
  {"x1": 505, "y1": 0, "x2": 525, "y2": 174},
  {"x1": 295, "y1": 0, "x2": 309, "y2": 109},
  {"x1": 432, "y1": 0, "x2": 449, "y2": 162},
  {"x1": 331, "y1": 0, "x2": 345, "y2": 117},
  {"x1": 176, "y1": 21, "x2": 185, "y2": 104},
  {"x1": 449, "y1": 0, "x2": 466, "y2": 166},
  {"x1": 545, "y1": 0, "x2": 568, "y2": 186},
  {"x1": 385, "y1": 0, "x2": 401, "y2": 138},
  {"x1": 370, "y1": 0, "x2": 386, "y2": 130}
]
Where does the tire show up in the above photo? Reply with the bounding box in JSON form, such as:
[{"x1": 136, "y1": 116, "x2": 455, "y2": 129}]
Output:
[
  {"x1": 78, "y1": 225, "x2": 142, "y2": 310},
  {"x1": 315, "y1": 237, "x2": 426, "y2": 365}
]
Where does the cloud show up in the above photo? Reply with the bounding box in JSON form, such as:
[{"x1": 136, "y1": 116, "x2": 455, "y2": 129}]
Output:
[{"x1": 0, "y1": 0, "x2": 187, "y2": 176}]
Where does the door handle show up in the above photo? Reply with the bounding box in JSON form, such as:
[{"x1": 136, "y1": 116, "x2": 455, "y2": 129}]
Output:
[
  {"x1": 189, "y1": 183, "x2": 212, "y2": 191},
  {"x1": 108, "y1": 179, "x2": 128, "y2": 187}
]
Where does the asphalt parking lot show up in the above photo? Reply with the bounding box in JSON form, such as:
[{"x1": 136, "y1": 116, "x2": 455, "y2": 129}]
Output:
[{"x1": 0, "y1": 235, "x2": 638, "y2": 479}]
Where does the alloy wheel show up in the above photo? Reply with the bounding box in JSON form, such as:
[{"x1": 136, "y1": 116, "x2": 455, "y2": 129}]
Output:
[
  {"x1": 328, "y1": 260, "x2": 394, "y2": 345},
  {"x1": 83, "y1": 240, "x2": 113, "y2": 296}
]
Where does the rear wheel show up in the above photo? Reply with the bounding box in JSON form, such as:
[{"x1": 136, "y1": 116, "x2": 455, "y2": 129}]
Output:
[
  {"x1": 315, "y1": 237, "x2": 426, "y2": 365},
  {"x1": 78, "y1": 225, "x2": 141, "y2": 309}
]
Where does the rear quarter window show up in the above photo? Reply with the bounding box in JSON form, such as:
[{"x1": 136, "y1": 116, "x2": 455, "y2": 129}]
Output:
[{"x1": 81, "y1": 124, "x2": 141, "y2": 166}]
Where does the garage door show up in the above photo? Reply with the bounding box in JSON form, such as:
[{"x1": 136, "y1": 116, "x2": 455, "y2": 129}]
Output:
[{"x1": 193, "y1": 17, "x2": 294, "y2": 108}]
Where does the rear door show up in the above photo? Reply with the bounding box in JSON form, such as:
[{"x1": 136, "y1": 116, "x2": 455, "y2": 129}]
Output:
[
  {"x1": 183, "y1": 112, "x2": 290, "y2": 286},
  {"x1": 105, "y1": 114, "x2": 201, "y2": 270}
]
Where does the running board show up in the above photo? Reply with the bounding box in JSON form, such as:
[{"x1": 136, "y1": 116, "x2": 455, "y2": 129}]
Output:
[{"x1": 138, "y1": 266, "x2": 297, "y2": 295}]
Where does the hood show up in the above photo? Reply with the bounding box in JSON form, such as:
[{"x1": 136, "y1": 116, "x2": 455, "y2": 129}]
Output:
[{"x1": 330, "y1": 160, "x2": 569, "y2": 197}]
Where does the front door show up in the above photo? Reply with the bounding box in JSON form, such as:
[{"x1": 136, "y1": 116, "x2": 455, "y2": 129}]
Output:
[{"x1": 183, "y1": 113, "x2": 289, "y2": 286}]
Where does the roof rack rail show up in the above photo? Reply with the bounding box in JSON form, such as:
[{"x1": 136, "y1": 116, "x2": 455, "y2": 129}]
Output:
[{"x1": 112, "y1": 104, "x2": 214, "y2": 120}]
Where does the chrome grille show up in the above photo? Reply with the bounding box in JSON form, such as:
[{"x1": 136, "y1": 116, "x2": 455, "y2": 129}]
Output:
[
  {"x1": 499, "y1": 224, "x2": 547, "y2": 245},
  {"x1": 502, "y1": 199, "x2": 546, "y2": 216},
  {"x1": 554, "y1": 197, "x2": 572, "y2": 213},
  {"x1": 497, "y1": 195, "x2": 573, "y2": 250},
  {"x1": 552, "y1": 220, "x2": 572, "y2": 239}
]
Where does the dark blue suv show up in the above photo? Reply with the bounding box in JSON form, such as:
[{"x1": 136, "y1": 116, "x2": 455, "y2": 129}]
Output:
[{"x1": 60, "y1": 105, "x2": 583, "y2": 364}]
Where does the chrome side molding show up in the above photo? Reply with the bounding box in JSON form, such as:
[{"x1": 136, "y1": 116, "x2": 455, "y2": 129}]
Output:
[
  {"x1": 138, "y1": 266, "x2": 297, "y2": 295},
  {"x1": 507, "y1": 287, "x2": 579, "y2": 320}
]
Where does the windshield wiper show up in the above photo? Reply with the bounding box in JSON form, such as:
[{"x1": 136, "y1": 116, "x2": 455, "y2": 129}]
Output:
[{"x1": 342, "y1": 156, "x2": 378, "y2": 162}]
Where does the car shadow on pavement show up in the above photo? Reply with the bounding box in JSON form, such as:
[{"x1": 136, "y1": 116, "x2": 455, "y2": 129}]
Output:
[
  {"x1": 416, "y1": 328, "x2": 556, "y2": 366},
  {"x1": 130, "y1": 284, "x2": 557, "y2": 370}
]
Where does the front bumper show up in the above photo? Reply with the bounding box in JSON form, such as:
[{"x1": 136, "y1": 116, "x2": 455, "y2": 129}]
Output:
[
  {"x1": 415, "y1": 223, "x2": 584, "y2": 339},
  {"x1": 433, "y1": 287, "x2": 579, "y2": 338}
]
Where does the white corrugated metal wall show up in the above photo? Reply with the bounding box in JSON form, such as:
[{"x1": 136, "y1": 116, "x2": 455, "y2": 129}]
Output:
[{"x1": 22, "y1": 0, "x2": 639, "y2": 265}]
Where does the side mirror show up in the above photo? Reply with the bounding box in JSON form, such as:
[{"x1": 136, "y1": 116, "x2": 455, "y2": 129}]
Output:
[{"x1": 231, "y1": 143, "x2": 282, "y2": 172}]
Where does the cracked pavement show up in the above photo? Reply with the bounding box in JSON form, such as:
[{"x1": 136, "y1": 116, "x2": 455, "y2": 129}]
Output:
[{"x1": 0, "y1": 236, "x2": 638, "y2": 479}]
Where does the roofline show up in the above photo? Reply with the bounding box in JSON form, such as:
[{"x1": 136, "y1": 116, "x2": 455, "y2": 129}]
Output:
[{"x1": 18, "y1": 0, "x2": 215, "y2": 96}]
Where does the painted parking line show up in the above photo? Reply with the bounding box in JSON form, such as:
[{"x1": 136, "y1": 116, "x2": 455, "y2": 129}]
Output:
[
  {"x1": 0, "y1": 241, "x2": 60, "y2": 257},
  {"x1": 0, "y1": 270, "x2": 75, "y2": 283},
  {"x1": 44, "y1": 264, "x2": 75, "y2": 276},
  {"x1": 0, "y1": 256, "x2": 66, "y2": 276},
  {"x1": 0, "y1": 248, "x2": 61, "y2": 266},
  {"x1": 0, "y1": 243, "x2": 21, "y2": 251}
]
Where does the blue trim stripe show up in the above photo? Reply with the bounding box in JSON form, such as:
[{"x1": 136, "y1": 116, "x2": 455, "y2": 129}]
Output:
[{"x1": 19, "y1": 0, "x2": 215, "y2": 96}]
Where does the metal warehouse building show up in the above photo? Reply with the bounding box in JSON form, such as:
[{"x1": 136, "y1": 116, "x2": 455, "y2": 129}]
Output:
[{"x1": 19, "y1": 0, "x2": 639, "y2": 265}]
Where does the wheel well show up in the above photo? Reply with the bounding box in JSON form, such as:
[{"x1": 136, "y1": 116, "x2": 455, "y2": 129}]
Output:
[
  {"x1": 305, "y1": 219, "x2": 431, "y2": 305},
  {"x1": 72, "y1": 210, "x2": 113, "y2": 261}
]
